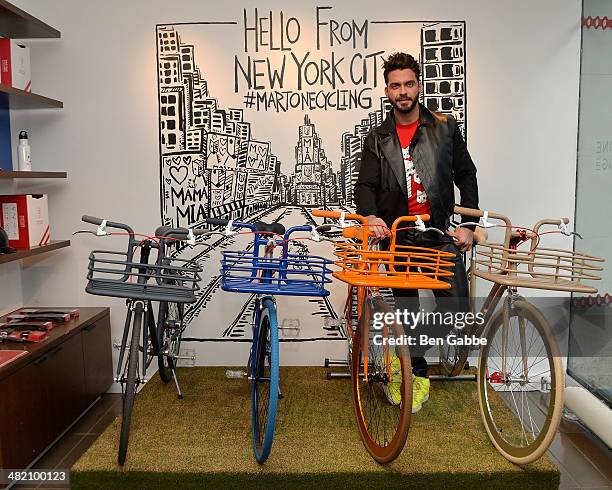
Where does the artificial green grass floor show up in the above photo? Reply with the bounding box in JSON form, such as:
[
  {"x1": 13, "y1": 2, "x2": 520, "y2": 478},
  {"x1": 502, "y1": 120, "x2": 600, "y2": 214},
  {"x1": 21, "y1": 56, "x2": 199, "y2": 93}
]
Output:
[{"x1": 72, "y1": 367, "x2": 559, "y2": 489}]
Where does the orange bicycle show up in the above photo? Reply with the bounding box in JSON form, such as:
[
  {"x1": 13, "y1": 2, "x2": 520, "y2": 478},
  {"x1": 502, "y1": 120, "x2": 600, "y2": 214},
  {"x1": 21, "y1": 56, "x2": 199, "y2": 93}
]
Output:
[{"x1": 313, "y1": 209, "x2": 455, "y2": 463}]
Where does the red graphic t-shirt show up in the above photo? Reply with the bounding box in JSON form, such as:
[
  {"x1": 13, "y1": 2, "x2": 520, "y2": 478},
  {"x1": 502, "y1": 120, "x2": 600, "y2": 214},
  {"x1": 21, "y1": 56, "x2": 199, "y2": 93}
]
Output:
[{"x1": 396, "y1": 121, "x2": 431, "y2": 217}]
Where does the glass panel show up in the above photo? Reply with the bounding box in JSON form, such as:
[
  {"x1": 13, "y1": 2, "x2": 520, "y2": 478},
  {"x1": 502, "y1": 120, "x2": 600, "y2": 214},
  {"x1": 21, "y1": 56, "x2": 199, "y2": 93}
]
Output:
[{"x1": 568, "y1": 0, "x2": 612, "y2": 406}]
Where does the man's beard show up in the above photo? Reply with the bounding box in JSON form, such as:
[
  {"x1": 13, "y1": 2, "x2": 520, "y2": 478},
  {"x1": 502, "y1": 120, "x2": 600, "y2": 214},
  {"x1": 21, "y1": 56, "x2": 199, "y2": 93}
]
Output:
[{"x1": 390, "y1": 96, "x2": 418, "y2": 114}]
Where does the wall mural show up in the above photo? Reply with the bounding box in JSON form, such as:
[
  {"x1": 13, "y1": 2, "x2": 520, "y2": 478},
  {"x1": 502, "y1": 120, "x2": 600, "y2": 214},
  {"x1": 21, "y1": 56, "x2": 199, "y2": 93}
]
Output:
[{"x1": 156, "y1": 7, "x2": 466, "y2": 350}]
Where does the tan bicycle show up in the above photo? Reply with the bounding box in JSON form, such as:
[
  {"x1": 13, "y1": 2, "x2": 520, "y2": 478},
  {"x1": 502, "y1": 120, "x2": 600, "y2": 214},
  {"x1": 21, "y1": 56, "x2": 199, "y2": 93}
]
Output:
[{"x1": 439, "y1": 206, "x2": 604, "y2": 464}]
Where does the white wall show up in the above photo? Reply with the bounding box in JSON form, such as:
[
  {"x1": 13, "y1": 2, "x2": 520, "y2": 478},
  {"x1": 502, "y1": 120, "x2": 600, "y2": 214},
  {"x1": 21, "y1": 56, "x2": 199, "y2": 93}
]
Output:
[{"x1": 3, "y1": 0, "x2": 582, "y2": 375}]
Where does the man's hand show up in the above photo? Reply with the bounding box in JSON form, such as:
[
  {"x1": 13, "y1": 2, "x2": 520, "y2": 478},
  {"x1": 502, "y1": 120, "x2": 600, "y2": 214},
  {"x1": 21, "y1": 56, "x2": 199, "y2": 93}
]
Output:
[
  {"x1": 447, "y1": 227, "x2": 474, "y2": 252},
  {"x1": 365, "y1": 215, "x2": 389, "y2": 240}
]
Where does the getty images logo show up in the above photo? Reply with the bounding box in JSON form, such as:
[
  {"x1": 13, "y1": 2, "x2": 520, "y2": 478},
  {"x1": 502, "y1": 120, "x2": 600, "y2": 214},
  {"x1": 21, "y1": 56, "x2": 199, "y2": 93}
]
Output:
[{"x1": 372, "y1": 309, "x2": 485, "y2": 330}]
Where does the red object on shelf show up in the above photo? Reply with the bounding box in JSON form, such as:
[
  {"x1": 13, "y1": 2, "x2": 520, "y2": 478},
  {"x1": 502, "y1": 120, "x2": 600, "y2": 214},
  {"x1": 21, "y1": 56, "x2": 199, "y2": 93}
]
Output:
[
  {"x1": 0, "y1": 39, "x2": 31, "y2": 92},
  {"x1": 0, "y1": 320, "x2": 54, "y2": 331},
  {"x1": 7, "y1": 312, "x2": 69, "y2": 323},
  {"x1": 0, "y1": 350, "x2": 28, "y2": 368},
  {"x1": 0, "y1": 194, "x2": 50, "y2": 248},
  {"x1": 18, "y1": 308, "x2": 80, "y2": 318},
  {"x1": 5, "y1": 330, "x2": 48, "y2": 342}
]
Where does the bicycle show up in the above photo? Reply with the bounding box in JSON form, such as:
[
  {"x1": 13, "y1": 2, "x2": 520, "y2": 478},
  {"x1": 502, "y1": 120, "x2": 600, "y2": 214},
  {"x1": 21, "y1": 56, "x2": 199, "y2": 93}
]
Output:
[
  {"x1": 205, "y1": 217, "x2": 333, "y2": 463},
  {"x1": 75, "y1": 215, "x2": 209, "y2": 465},
  {"x1": 438, "y1": 206, "x2": 605, "y2": 464},
  {"x1": 312, "y1": 209, "x2": 456, "y2": 463}
]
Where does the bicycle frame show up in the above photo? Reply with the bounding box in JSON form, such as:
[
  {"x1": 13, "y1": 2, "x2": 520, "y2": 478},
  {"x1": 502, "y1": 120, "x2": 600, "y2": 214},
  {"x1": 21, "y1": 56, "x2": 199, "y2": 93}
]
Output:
[
  {"x1": 249, "y1": 238, "x2": 277, "y2": 383},
  {"x1": 114, "y1": 240, "x2": 166, "y2": 387}
]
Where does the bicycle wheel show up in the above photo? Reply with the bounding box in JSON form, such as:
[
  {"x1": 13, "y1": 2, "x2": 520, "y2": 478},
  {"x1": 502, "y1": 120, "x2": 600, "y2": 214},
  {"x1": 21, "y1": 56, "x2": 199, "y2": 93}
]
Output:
[
  {"x1": 478, "y1": 299, "x2": 563, "y2": 464},
  {"x1": 251, "y1": 298, "x2": 279, "y2": 463},
  {"x1": 352, "y1": 294, "x2": 412, "y2": 463},
  {"x1": 157, "y1": 300, "x2": 184, "y2": 383},
  {"x1": 118, "y1": 302, "x2": 142, "y2": 466}
]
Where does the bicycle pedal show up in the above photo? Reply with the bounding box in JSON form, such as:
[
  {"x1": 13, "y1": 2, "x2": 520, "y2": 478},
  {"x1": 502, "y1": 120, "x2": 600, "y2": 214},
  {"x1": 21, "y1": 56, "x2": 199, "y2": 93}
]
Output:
[{"x1": 225, "y1": 369, "x2": 247, "y2": 379}]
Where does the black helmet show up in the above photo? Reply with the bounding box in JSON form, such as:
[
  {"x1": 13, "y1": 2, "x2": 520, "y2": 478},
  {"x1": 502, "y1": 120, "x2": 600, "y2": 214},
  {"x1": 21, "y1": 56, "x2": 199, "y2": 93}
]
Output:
[{"x1": 0, "y1": 227, "x2": 16, "y2": 254}]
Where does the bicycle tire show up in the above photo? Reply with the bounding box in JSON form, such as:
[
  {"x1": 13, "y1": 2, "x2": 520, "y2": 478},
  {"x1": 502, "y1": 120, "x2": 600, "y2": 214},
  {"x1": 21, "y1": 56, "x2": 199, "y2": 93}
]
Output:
[
  {"x1": 478, "y1": 299, "x2": 563, "y2": 464},
  {"x1": 352, "y1": 293, "x2": 412, "y2": 463},
  {"x1": 157, "y1": 301, "x2": 184, "y2": 383},
  {"x1": 251, "y1": 298, "x2": 279, "y2": 463},
  {"x1": 118, "y1": 302, "x2": 142, "y2": 466}
]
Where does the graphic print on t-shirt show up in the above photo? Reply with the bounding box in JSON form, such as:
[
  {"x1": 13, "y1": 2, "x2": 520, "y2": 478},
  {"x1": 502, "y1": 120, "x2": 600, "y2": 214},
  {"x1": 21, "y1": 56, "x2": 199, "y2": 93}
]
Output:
[{"x1": 401, "y1": 145, "x2": 431, "y2": 215}]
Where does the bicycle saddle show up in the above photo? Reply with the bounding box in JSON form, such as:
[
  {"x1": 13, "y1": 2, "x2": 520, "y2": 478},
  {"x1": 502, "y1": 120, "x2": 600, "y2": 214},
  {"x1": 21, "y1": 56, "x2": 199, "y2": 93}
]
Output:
[{"x1": 253, "y1": 221, "x2": 286, "y2": 235}]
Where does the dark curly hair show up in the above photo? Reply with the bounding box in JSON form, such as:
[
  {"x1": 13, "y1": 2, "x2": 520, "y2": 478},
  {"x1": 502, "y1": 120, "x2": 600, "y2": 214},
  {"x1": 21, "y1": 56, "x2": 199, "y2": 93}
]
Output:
[{"x1": 383, "y1": 52, "x2": 421, "y2": 85}]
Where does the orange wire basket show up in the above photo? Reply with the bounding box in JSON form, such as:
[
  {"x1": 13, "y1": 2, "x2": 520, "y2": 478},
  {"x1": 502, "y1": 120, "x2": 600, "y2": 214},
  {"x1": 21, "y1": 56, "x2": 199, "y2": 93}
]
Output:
[
  {"x1": 331, "y1": 241, "x2": 455, "y2": 289},
  {"x1": 312, "y1": 210, "x2": 457, "y2": 289}
]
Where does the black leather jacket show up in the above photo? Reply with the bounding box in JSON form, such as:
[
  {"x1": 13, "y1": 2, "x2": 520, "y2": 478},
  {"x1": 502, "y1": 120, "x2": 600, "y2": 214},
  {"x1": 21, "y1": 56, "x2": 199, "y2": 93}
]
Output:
[{"x1": 354, "y1": 104, "x2": 479, "y2": 230}]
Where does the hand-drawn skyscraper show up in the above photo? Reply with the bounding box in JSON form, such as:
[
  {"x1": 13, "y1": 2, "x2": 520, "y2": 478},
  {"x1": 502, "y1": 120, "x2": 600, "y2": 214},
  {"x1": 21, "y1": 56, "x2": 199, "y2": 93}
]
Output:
[{"x1": 420, "y1": 22, "x2": 467, "y2": 138}]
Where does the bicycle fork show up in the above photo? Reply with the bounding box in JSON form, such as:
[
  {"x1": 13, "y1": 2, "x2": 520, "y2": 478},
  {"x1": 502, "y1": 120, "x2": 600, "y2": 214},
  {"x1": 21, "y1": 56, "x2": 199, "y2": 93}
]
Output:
[
  {"x1": 490, "y1": 291, "x2": 530, "y2": 386},
  {"x1": 115, "y1": 300, "x2": 146, "y2": 386},
  {"x1": 246, "y1": 296, "x2": 282, "y2": 399}
]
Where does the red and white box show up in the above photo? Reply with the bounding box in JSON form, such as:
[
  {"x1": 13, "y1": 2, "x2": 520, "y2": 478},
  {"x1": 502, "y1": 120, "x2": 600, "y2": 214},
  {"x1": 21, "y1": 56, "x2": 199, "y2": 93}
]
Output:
[
  {"x1": 0, "y1": 39, "x2": 31, "y2": 92},
  {"x1": 0, "y1": 194, "x2": 50, "y2": 248}
]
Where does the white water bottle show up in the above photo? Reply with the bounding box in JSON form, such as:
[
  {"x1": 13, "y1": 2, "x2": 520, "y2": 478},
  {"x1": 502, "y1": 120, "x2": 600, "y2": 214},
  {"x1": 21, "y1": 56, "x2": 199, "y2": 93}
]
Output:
[{"x1": 18, "y1": 131, "x2": 32, "y2": 171}]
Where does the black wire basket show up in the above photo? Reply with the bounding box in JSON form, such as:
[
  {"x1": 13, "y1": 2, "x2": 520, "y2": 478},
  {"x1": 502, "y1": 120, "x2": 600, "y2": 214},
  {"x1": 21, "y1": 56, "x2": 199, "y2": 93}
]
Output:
[{"x1": 86, "y1": 250, "x2": 202, "y2": 303}]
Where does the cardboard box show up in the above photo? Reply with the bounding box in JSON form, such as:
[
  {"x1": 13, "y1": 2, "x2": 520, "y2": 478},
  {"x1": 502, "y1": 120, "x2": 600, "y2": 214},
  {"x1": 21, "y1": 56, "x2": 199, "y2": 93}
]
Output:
[
  {"x1": 0, "y1": 194, "x2": 50, "y2": 248},
  {"x1": 0, "y1": 39, "x2": 31, "y2": 92}
]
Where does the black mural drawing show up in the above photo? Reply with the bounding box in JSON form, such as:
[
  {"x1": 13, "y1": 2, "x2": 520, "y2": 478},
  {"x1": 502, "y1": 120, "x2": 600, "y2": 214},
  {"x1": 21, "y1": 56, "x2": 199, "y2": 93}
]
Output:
[{"x1": 156, "y1": 18, "x2": 466, "y2": 344}]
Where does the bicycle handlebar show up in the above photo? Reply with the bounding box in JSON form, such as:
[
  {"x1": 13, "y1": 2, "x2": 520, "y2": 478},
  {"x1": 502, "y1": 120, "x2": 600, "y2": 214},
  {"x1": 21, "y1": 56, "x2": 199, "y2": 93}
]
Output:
[
  {"x1": 154, "y1": 225, "x2": 209, "y2": 239},
  {"x1": 204, "y1": 217, "x2": 257, "y2": 232},
  {"x1": 533, "y1": 218, "x2": 570, "y2": 235},
  {"x1": 82, "y1": 215, "x2": 134, "y2": 234},
  {"x1": 311, "y1": 209, "x2": 367, "y2": 224},
  {"x1": 205, "y1": 217, "x2": 231, "y2": 227},
  {"x1": 82, "y1": 215, "x2": 103, "y2": 225},
  {"x1": 454, "y1": 207, "x2": 572, "y2": 236},
  {"x1": 453, "y1": 206, "x2": 512, "y2": 224}
]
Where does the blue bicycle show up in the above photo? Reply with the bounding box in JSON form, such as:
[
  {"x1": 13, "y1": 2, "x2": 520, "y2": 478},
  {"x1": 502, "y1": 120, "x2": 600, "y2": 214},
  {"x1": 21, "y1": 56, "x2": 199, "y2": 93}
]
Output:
[{"x1": 205, "y1": 217, "x2": 333, "y2": 463}]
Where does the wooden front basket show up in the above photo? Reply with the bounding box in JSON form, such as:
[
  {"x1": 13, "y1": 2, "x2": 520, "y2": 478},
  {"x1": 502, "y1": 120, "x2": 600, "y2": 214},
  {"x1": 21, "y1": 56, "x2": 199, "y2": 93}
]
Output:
[
  {"x1": 473, "y1": 243, "x2": 605, "y2": 293},
  {"x1": 332, "y1": 242, "x2": 455, "y2": 289}
]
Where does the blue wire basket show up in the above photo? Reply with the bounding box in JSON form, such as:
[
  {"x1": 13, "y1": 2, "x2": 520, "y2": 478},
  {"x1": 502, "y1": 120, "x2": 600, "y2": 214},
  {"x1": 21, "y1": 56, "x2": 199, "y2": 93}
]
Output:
[{"x1": 220, "y1": 250, "x2": 333, "y2": 296}]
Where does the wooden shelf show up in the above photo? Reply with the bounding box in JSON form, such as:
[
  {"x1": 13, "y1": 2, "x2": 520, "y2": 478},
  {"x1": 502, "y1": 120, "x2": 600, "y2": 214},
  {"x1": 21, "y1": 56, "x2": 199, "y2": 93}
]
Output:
[
  {"x1": 0, "y1": 171, "x2": 67, "y2": 179},
  {"x1": 0, "y1": 84, "x2": 63, "y2": 109},
  {"x1": 0, "y1": 0, "x2": 60, "y2": 38},
  {"x1": 0, "y1": 240, "x2": 70, "y2": 264}
]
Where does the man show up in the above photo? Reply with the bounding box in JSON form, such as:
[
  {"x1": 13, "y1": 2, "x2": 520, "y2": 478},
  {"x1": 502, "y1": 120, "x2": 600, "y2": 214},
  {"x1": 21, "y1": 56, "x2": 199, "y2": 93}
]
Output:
[{"x1": 354, "y1": 52, "x2": 479, "y2": 413}]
